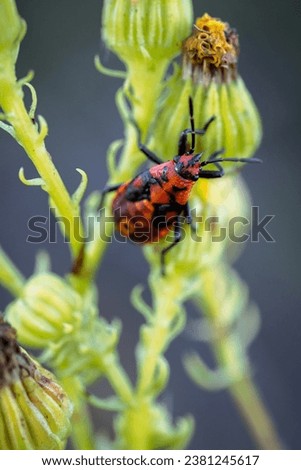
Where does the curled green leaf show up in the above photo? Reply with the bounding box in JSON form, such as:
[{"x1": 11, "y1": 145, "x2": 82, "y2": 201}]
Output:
[
  {"x1": 183, "y1": 352, "x2": 234, "y2": 391},
  {"x1": 87, "y1": 394, "x2": 124, "y2": 412},
  {"x1": 131, "y1": 284, "x2": 153, "y2": 322},
  {"x1": 72, "y1": 168, "x2": 88, "y2": 207},
  {"x1": 23, "y1": 82, "x2": 37, "y2": 120},
  {"x1": 94, "y1": 55, "x2": 126, "y2": 79},
  {"x1": 37, "y1": 115, "x2": 48, "y2": 143},
  {"x1": 18, "y1": 167, "x2": 45, "y2": 187}
]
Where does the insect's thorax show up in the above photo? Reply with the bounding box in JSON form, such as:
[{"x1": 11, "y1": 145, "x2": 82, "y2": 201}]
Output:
[{"x1": 150, "y1": 161, "x2": 195, "y2": 205}]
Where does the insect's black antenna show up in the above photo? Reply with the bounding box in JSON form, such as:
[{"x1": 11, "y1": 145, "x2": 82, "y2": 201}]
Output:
[
  {"x1": 200, "y1": 157, "x2": 262, "y2": 167},
  {"x1": 189, "y1": 96, "x2": 195, "y2": 154}
]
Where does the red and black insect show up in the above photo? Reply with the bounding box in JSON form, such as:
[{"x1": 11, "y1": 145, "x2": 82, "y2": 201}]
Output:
[{"x1": 100, "y1": 98, "x2": 260, "y2": 275}]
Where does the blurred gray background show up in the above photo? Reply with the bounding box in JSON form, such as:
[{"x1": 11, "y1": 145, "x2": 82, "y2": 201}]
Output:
[{"x1": 0, "y1": 0, "x2": 300, "y2": 449}]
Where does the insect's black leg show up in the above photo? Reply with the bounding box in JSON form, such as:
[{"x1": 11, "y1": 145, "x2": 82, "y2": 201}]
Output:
[
  {"x1": 198, "y1": 148, "x2": 226, "y2": 178},
  {"x1": 199, "y1": 167, "x2": 225, "y2": 179},
  {"x1": 202, "y1": 152, "x2": 262, "y2": 176},
  {"x1": 99, "y1": 183, "x2": 122, "y2": 209},
  {"x1": 139, "y1": 143, "x2": 163, "y2": 165},
  {"x1": 183, "y1": 202, "x2": 196, "y2": 232},
  {"x1": 183, "y1": 202, "x2": 192, "y2": 224},
  {"x1": 178, "y1": 130, "x2": 189, "y2": 155},
  {"x1": 200, "y1": 116, "x2": 216, "y2": 133},
  {"x1": 207, "y1": 148, "x2": 225, "y2": 173},
  {"x1": 127, "y1": 111, "x2": 163, "y2": 164},
  {"x1": 160, "y1": 217, "x2": 182, "y2": 276},
  {"x1": 178, "y1": 117, "x2": 216, "y2": 155},
  {"x1": 208, "y1": 148, "x2": 225, "y2": 162}
]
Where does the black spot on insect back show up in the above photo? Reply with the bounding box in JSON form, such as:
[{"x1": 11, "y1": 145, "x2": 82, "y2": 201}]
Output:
[
  {"x1": 172, "y1": 185, "x2": 187, "y2": 192},
  {"x1": 161, "y1": 166, "x2": 169, "y2": 182}
]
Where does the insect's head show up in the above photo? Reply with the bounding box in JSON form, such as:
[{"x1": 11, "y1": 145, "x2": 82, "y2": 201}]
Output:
[
  {"x1": 173, "y1": 153, "x2": 203, "y2": 181},
  {"x1": 173, "y1": 97, "x2": 262, "y2": 180},
  {"x1": 172, "y1": 96, "x2": 206, "y2": 180}
]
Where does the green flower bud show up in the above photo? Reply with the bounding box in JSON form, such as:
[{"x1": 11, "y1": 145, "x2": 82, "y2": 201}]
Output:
[
  {"x1": 5, "y1": 273, "x2": 82, "y2": 348},
  {"x1": 102, "y1": 0, "x2": 192, "y2": 64},
  {"x1": 152, "y1": 13, "x2": 262, "y2": 161},
  {"x1": 0, "y1": 320, "x2": 72, "y2": 449}
]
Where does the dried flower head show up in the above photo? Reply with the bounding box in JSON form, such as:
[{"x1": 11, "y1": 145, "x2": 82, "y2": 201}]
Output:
[{"x1": 182, "y1": 13, "x2": 239, "y2": 84}]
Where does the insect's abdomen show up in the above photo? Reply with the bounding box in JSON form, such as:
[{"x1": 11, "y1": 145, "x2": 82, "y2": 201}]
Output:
[{"x1": 112, "y1": 182, "x2": 177, "y2": 244}]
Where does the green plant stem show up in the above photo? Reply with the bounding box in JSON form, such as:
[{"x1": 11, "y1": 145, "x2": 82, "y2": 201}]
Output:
[
  {"x1": 0, "y1": 65, "x2": 84, "y2": 260},
  {"x1": 125, "y1": 61, "x2": 166, "y2": 141},
  {"x1": 212, "y1": 334, "x2": 282, "y2": 449},
  {"x1": 111, "y1": 278, "x2": 185, "y2": 449},
  {"x1": 66, "y1": 354, "x2": 134, "y2": 448},
  {"x1": 60, "y1": 377, "x2": 96, "y2": 450},
  {"x1": 0, "y1": 0, "x2": 25, "y2": 57},
  {"x1": 136, "y1": 320, "x2": 171, "y2": 397},
  {"x1": 70, "y1": 402, "x2": 96, "y2": 450},
  {"x1": 229, "y1": 375, "x2": 283, "y2": 450},
  {"x1": 120, "y1": 399, "x2": 155, "y2": 450},
  {"x1": 0, "y1": 246, "x2": 25, "y2": 297},
  {"x1": 102, "y1": 354, "x2": 134, "y2": 406},
  {"x1": 136, "y1": 279, "x2": 181, "y2": 395},
  {"x1": 193, "y1": 263, "x2": 283, "y2": 449}
]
